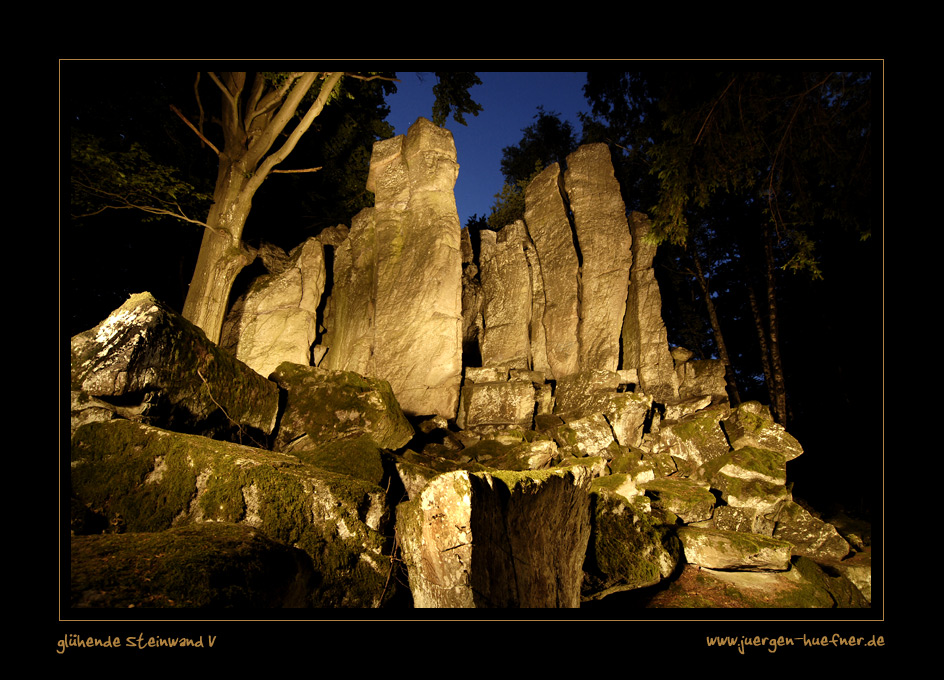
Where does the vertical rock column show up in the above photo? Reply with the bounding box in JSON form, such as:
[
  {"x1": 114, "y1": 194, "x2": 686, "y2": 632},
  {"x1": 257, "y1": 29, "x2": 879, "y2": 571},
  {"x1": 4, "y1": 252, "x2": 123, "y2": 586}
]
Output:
[
  {"x1": 563, "y1": 143, "x2": 633, "y2": 372},
  {"x1": 621, "y1": 212, "x2": 679, "y2": 403},
  {"x1": 479, "y1": 220, "x2": 533, "y2": 369},
  {"x1": 523, "y1": 163, "x2": 581, "y2": 380},
  {"x1": 325, "y1": 118, "x2": 463, "y2": 418}
]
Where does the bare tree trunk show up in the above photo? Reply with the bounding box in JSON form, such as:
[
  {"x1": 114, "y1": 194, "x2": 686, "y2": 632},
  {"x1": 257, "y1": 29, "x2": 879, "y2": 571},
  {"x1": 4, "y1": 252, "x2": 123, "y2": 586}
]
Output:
[
  {"x1": 690, "y1": 245, "x2": 741, "y2": 405},
  {"x1": 746, "y1": 279, "x2": 775, "y2": 400},
  {"x1": 763, "y1": 224, "x2": 788, "y2": 426}
]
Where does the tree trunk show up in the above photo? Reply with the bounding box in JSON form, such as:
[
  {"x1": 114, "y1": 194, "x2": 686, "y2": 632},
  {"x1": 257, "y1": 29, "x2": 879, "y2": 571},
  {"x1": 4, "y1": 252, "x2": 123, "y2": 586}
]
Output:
[
  {"x1": 746, "y1": 279, "x2": 775, "y2": 402},
  {"x1": 762, "y1": 224, "x2": 788, "y2": 426},
  {"x1": 690, "y1": 245, "x2": 741, "y2": 405},
  {"x1": 182, "y1": 160, "x2": 255, "y2": 344}
]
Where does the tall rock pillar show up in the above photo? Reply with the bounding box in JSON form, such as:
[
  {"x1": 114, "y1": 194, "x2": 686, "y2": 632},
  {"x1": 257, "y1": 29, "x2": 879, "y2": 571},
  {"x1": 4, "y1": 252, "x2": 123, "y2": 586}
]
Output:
[
  {"x1": 523, "y1": 163, "x2": 581, "y2": 380},
  {"x1": 323, "y1": 118, "x2": 463, "y2": 418},
  {"x1": 563, "y1": 143, "x2": 633, "y2": 372},
  {"x1": 621, "y1": 212, "x2": 679, "y2": 403}
]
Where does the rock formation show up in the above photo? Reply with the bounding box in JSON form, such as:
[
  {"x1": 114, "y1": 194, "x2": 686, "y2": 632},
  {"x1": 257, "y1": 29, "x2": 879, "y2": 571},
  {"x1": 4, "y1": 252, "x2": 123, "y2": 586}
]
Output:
[
  {"x1": 321, "y1": 117, "x2": 463, "y2": 419},
  {"x1": 67, "y1": 129, "x2": 872, "y2": 611},
  {"x1": 220, "y1": 237, "x2": 326, "y2": 379},
  {"x1": 622, "y1": 212, "x2": 680, "y2": 403},
  {"x1": 563, "y1": 143, "x2": 633, "y2": 372},
  {"x1": 523, "y1": 163, "x2": 581, "y2": 379}
]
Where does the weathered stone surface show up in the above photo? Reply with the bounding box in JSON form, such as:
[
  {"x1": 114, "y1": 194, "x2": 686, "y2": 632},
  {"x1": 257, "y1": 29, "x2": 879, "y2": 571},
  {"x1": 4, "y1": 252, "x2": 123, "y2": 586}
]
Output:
[
  {"x1": 323, "y1": 118, "x2": 463, "y2": 418},
  {"x1": 563, "y1": 143, "x2": 632, "y2": 372},
  {"x1": 677, "y1": 356, "x2": 729, "y2": 404},
  {"x1": 710, "y1": 505, "x2": 776, "y2": 536},
  {"x1": 553, "y1": 412, "x2": 617, "y2": 458},
  {"x1": 582, "y1": 487, "x2": 680, "y2": 601},
  {"x1": 396, "y1": 467, "x2": 592, "y2": 607},
  {"x1": 722, "y1": 401, "x2": 804, "y2": 461},
  {"x1": 706, "y1": 447, "x2": 792, "y2": 515},
  {"x1": 71, "y1": 419, "x2": 393, "y2": 607},
  {"x1": 640, "y1": 478, "x2": 716, "y2": 524},
  {"x1": 772, "y1": 500, "x2": 851, "y2": 561},
  {"x1": 71, "y1": 523, "x2": 316, "y2": 608},
  {"x1": 269, "y1": 363, "x2": 414, "y2": 452},
  {"x1": 319, "y1": 209, "x2": 377, "y2": 373},
  {"x1": 677, "y1": 526, "x2": 794, "y2": 571},
  {"x1": 70, "y1": 292, "x2": 279, "y2": 438},
  {"x1": 479, "y1": 221, "x2": 533, "y2": 369},
  {"x1": 603, "y1": 392, "x2": 654, "y2": 449},
  {"x1": 621, "y1": 212, "x2": 679, "y2": 403},
  {"x1": 524, "y1": 163, "x2": 580, "y2": 380},
  {"x1": 455, "y1": 379, "x2": 536, "y2": 430},
  {"x1": 220, "y1": 237, "x2": 326, "y2": 379},
  {"x1": 652, "y1": 407, "x2": 731, "y2": 477},
  {"x1": 553, "y1": 369, "x2": 622, "y2": 418}
]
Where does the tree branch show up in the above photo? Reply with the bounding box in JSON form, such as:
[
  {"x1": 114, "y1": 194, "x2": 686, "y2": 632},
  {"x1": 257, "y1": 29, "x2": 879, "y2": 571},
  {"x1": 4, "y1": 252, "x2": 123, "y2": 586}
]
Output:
[
  {"x1": 249, "y1": 72, "x2": 344, "y2": 194},
  {"x1": 170, "y1": 104, "x2": 220, "y2": 156}
]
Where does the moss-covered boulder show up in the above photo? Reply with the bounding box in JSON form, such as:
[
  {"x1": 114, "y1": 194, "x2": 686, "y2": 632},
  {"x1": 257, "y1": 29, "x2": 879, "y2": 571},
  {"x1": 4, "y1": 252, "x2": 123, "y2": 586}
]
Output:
[
  {"x1": 71, "y1": 419, "x2": 395, "y2": 607},
  {"x1": 722, "y1": 401, "x2": 803, "y2": 460},
  {"x1": 270, "y1": 362, "x2": 414, "y2": 452},
  {"x1": 71, "y1": 523, "x2": 316, "y2": 608},
  {"x1": 772, "y1": 500, "x2": 851, "y2": 561},
  {"x1": 70, "y1": 292, "x2": 280, "y2": 440},
  {"x1": 702, "y1": 446, "x2": 792, "y2": 515},
  {"x1": 582, "y1": 486, "x2": 680, "y2": 601},
  {"x1": 677, "y1": 526, "x2": 794, "y2": 571},
  {"x1": 653, "y1": 406, "x2": 731, "y2": 476},
  {"x1": 639, "y1": 477, "x2": 716, "y2": 524}
]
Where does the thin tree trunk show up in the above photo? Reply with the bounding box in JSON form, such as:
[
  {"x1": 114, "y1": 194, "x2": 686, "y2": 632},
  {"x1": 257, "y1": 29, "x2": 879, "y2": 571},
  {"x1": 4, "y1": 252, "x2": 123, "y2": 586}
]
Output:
[
  {"x1": 690, "y1": 245, "x2": 741, "y2": 405},
  {"x1": 763, "y1": 224, "x2": 788, "y2": 425},
  {"x1": 746, "y1": 279, "x2": 775, "y2": 402}
]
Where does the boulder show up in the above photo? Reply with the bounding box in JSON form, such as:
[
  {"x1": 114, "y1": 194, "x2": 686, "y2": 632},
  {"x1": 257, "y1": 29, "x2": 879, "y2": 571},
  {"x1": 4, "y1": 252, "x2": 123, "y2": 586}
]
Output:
[
  {"x1": 676, "y1": 356, "x2": 729, "y2": 405},
  {"x1": 722, "y1": 401, "x2": 804, "y2": 460},
  {"x1": 705, "y1": 447, "x2": 793, "y2": 515},
  {"x1": 677, "y1": 526, "x2": 794, "y2": 571},
  {"x1": 269, "y1": 362, "x2": 414, "y2": 453},
  {"x1": 455, "y1": 379, "x2": 536, "y2": 430},
  {"x1": 772, "y1": 500, "x2": 851, "y2": 561},
  {"x1": 563, "y1": 143, "x2": 633, "y2": 372},
  {"x1": 639, "y1": 477, "x2": 717, "y2": 524},
  {"x1": 652, "y1": 406, "x2": 732, "y2": 477},
  {"x1": 396, "y1": 467, "x2": 592, "y2": 607},
  {"x1": 582, "y1": 487, "x2": 680, "y2": 601},
  {"x1": 71, "y1": 419, "x2": 394, "y2": 607},
  {"x1": 71, "y1": 523, "x2": 316, "y2": 608},
  {"x1": 70, "y1": 292, "x2": 279, "y2": 439},
  {"x1": 220, "y1": 237, "x2": 326, "y2": 379}
]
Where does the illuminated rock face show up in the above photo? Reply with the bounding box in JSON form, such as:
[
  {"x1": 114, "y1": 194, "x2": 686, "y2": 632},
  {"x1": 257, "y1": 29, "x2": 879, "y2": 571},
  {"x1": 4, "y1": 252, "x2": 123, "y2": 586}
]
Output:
[
  {"x1": 621, "y1": 212, "x2": 680, "y2": 404},
  {"x1": 563, "y1": 143, "x2": 633, "y2": 373},
  {"x1": 396, "y1": 467, "x2": 592, "y2": 608},
  {"x1": 69, "y1": 292, "x2": 279, "y2": 439},
  {"x1": 220, "y1": 237, "x2": 326, "y2": 380},
  {"x1": 322, "y1": 117, "x2": 463, "y2": 418}
]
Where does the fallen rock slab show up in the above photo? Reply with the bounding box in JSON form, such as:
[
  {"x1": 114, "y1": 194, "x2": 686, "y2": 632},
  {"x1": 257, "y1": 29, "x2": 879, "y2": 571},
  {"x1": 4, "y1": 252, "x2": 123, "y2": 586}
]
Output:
[{"x1": 677, "y1": 526, "x2": 794, "y2": 571}]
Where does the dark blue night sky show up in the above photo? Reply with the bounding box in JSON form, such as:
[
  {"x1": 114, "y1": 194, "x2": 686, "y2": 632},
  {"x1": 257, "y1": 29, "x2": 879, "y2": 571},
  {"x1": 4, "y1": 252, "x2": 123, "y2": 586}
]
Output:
[{"x1": 385, "y1": 72, "x2": 589, "y2": 227}]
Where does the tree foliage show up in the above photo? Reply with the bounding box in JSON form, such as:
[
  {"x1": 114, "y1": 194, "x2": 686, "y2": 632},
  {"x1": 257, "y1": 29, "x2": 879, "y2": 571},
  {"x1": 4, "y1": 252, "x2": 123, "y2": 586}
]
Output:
[{"x1": 431, "y1": 72, "x2": 483, "y2": 127}]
